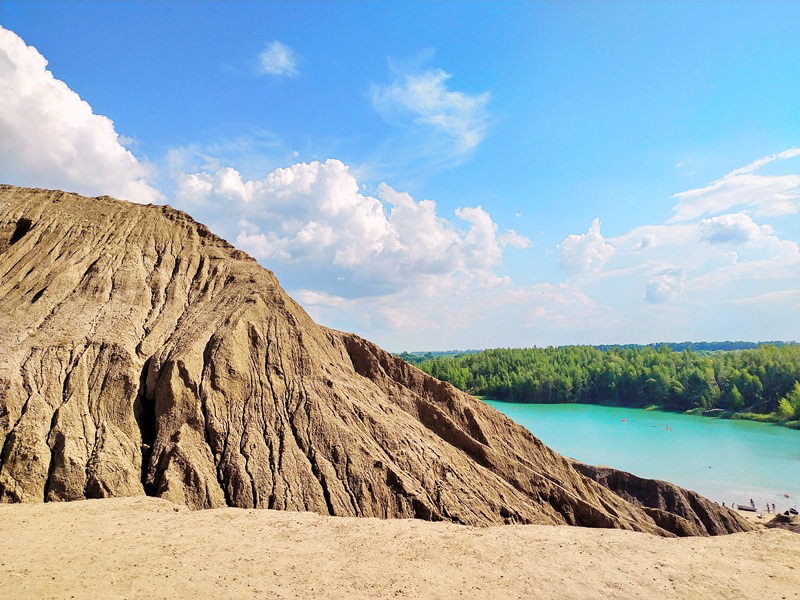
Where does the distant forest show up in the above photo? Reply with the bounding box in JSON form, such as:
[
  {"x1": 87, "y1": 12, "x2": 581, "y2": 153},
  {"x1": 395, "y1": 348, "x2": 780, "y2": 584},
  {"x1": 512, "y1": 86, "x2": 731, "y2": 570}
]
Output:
[
  {"x1": 399, "y1": 343, "x2": 800, "y2": 429},
  {"x1": 396, "y1": 340, "x2": 794, "y2": 364}
]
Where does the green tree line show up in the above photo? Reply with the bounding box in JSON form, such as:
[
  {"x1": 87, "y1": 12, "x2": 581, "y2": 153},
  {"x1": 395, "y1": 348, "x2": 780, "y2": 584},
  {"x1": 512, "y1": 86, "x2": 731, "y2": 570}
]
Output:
[{"x1": 405, "y1": 345, "x2": 800, "y2": 428}]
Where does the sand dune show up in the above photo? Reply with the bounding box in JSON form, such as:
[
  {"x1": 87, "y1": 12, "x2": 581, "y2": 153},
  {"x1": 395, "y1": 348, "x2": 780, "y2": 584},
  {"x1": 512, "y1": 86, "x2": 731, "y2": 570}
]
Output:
[{"x1": 1, "y1": 497, "x2": 797, "y2": 600}]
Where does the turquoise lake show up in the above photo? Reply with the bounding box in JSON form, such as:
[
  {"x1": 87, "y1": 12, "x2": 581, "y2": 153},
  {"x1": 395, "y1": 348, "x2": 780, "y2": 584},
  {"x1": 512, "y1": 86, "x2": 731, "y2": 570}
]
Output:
[{"x1": 484, "y1": 401, "x2": 800, "y2": 513}]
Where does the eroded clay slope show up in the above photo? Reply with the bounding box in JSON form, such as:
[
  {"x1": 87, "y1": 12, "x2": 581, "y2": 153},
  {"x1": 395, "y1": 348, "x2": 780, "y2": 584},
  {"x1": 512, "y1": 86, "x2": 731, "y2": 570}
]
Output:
[
  {"x1": 572, "y1": 462, "x2": 752, "y2": 535},
  {"x1": 0, "y1": 185, "x2": 751, "y2": 535}
]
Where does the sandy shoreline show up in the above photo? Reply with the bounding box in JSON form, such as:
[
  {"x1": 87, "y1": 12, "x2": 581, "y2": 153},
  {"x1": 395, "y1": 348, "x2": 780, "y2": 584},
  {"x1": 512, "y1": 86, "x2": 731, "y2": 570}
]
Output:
[
  {"x1": 735, "y1": 505, "x2": 800, "y2": 527},
  {"x1": 1, "y1": 497, "x2": 798, "y2": 600}
]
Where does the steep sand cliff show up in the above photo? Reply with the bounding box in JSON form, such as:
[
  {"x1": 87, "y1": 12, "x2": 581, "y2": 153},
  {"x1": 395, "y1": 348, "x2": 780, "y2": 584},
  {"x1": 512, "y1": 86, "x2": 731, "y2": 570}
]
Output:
[{"x1": 0, "y1": 185, "x2": 751, "y2": 535}]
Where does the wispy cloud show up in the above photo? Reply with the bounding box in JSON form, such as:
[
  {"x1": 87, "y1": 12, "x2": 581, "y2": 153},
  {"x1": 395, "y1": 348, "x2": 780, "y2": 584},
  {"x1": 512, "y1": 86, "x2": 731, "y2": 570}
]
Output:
[
  {"x1": 294, "y1": 277, "x2": 618, "y2": 350},
  {"x1": 729, "y1": 289, "x2": 800, "y2": 307},
  {"x1": 257, "y1": 41, "x2": 298, "y2": 77},
  {"x1": 369, "y1": 62, "x2": 491, "y2": 170},
  {"x1": 669, "y1": 148, "x2": 800, "y2": 222},
  {"x1": 726, "y1": 148, "x2": 800, "y2": 177}
]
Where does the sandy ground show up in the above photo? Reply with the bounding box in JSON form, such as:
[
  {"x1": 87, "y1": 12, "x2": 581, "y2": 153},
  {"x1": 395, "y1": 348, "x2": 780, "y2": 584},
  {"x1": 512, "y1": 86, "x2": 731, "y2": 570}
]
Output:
[
  {"x1": 737, "y1": 508, "x2": 778, "y2": 525},
  {"x1": 1, "y1": 497, "x2": 798, "y2": 600}
]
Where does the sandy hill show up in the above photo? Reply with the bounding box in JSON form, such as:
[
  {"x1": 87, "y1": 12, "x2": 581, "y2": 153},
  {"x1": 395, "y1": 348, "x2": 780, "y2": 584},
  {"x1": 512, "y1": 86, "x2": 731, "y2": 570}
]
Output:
[
  {"x1": 1, "y1": 497, "x2": 798, "y2": 600},
  {"x1": 0, "y1": 184, "x2": 750, "y2": 536}
]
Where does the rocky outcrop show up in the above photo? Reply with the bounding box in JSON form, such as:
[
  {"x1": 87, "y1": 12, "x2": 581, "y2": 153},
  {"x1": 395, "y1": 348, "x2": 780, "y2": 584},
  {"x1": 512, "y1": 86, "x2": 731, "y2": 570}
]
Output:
[
  {"x1": 0, "y1": 185, "x2": 753, "y2": 535},
  {"x1": 572, "y1": 462, "x2": 752, "y2": 536},
  {"x1": 766, "y1": 514, "x2": 800, "y2": 534}
]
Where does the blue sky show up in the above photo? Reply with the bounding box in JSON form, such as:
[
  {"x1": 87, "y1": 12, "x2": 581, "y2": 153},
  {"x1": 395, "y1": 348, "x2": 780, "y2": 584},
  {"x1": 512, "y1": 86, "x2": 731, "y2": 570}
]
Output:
[{"x1": 1, "y1": 2, "x2": 798, "y2": 350}]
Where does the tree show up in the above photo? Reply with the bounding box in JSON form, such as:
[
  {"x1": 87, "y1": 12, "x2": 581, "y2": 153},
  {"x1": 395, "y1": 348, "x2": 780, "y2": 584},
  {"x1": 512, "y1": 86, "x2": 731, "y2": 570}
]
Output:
[
  {"x1": 407, "y1": 344, "x2": 800, "y2": 426},
  {"x1": 727, "y1": 385, "x2": 744, "y2": 411},
  {"x1": 777, "y1": 398, "x2": 795, "y2": 421},
  {"x1": 780, "y1": 381, "x2": 800, "y2": 420}
]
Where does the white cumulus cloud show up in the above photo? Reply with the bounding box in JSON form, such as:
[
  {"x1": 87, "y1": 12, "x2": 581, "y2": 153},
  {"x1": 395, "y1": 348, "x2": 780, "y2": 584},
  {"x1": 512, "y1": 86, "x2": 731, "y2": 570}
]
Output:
[
  {"x1": 174, "y1": 159, "x2": 526, "y2": 292},
  {"x1": 558, "y1": 218, "x2": 615, "y2": 273},
  {"x1": 698, "y1": 212, "x2": 774, "y2": 245},
  {"x1": 257, "y1": 41, "x2": 298, "y2": 77},
  {"x1": 644, "y1": 268, "x2": 685, "y2": 304},
  {"x1": 0, "y1": 26, "x2": 161, "y2": 203},
  {"x1": 170, "y1": 158, "x2": 548, "y2": 347},
  {"x1": 499, "y1": 229, "x2": 531, "y2": 249}
]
